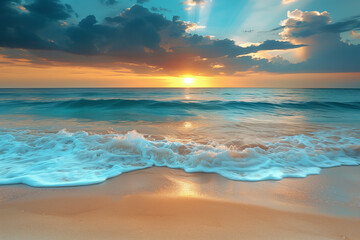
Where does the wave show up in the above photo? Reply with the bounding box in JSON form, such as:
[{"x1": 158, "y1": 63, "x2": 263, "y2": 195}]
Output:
[
  {"x1": 0, "y1": 128, "x2": 359, "y2": 187},
  {"x1": 3, "y1": 99, "x2": 360, "y2": 111}
]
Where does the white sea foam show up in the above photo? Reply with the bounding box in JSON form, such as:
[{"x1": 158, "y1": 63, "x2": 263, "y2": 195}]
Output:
[{"x1": 0, "y1": 128, "x2": 359, "y2": 187}]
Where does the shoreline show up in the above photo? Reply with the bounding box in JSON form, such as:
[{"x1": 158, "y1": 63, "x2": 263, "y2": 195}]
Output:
[{"x1": 1, "y1": 166, "x2": 360, "y2": 239}]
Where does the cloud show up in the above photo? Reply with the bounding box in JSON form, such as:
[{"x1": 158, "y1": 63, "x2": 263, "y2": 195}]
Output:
[
  {"x1": 151, "y1": 7, "x2": 171, "y2": 12},
  {"x1": 183, "y1": 0, "x2": 205, "y2": 5},
  {"x1": 24, "y1": 0, "x2": 74, "y2": 20},
  {"x1": 0, "y1": 2, "x2": 305, "y2": 76},
  {"x1": 175, "y1": 36, "x2": 304, "y2": 60},
  {"x1": 191, "y1": 0, "x2": 205, "y2": 3},
  {"x1": 183, "y1": 0, "x2": 205, "y2": 11},
  {"x1": 351, "y1": 30, "x2": 360, "y2": 39},
  {"x1": 2, "y1": 1, "x2": 357, "y2": 76},
  {"x1": 282, "y1": 0, "x2": 297, "y2": 4},
  {"x1": 280, "y1": 10, "x2": 360, "y2": 39},
  {"x1": 323, "y1": 15, "x2": 360, "y2": 33},
  {"x1": 280, "y1": 10, "x2": 332, "y2": 40},
  {"x1": 0, "y1": 0, "x2": 74, "y2": 50},
  {"x1": 262, "y1": 9, "x2": 360, "y2": 72}
]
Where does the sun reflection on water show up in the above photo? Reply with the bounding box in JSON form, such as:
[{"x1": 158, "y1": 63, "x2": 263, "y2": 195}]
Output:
[{"x1": 184, "y1": 122, "x2": 193, "y2": 128}]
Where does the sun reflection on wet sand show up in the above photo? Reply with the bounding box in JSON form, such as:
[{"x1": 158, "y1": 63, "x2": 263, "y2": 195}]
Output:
[
  {"x1": 134, "y1": 167, "x2": 360, "y2": 217},
  {"x1": 162, "y1": 175, "x2": 203, "y2": 198}
]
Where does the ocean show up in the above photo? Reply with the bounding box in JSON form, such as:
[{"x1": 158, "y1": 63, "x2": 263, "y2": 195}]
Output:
[{"x1": 0, "y1": 88, "x2": 359, "y2": 187}]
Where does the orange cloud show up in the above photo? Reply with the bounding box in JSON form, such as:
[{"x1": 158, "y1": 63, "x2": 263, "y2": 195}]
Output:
[
  {"x1": 351, "y1": 30, "x2": 360, "y2": 39},
  {"x1": 1, "y1": 60, "x2": 359, "y2": 88},
  {"x1": 183, "y1": 0, "x2": 206, "y2": 11},
  {"x1": 282, "y1": 0, "x2": 297, "y2": 5}
]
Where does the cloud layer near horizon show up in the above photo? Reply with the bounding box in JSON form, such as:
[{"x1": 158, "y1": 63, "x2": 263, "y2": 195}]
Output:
[{"x1": 0, "y1": 0, "x2": 359, "y2": 76}]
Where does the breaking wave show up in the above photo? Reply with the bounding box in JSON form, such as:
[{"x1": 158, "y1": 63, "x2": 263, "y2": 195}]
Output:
[{"x1": 0, "y1": 128, "x2": 359, "y2": 187}]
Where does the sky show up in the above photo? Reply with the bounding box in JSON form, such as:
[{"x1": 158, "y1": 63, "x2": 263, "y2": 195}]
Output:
[{"x1": 0, "y1": 0, "x2": 360, "y2": 88}]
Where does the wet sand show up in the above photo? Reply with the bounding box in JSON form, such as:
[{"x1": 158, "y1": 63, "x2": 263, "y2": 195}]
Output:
[{"x1": 1, "y1": 166, "x2": 360, "y2": 240}]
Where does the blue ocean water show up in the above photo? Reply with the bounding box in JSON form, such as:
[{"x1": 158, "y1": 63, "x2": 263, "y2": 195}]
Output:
[{"x1": 0, "y1": 88, "x2": 359, "y2": 187}]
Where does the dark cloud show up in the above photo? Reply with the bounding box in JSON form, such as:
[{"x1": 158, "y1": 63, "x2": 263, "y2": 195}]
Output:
[
  {"x1": 60, "y1": 16, "x2": 303, "y2": 74},
  {"x1": 246, "y1": 40, "x2": 306, "y2": 53},
  {"x1": 171, "y1": 36, "x2": 304, "y2": 59},
  {"x1": 2, "y1": 1, "x2": 353, "y2": 76},
  {"x1": 323, "y1": 16, "x2": 360, "y2": 34},
  {"x1": 151, "y1": 7, "x2": 171, "y2": 12},
  {"x1": 24, "y1": 0, "x2": 74, "y2": 20},
  {"x1": 270, "y1": 26, "x2": 285, "y2": 32},
  {"x1": 0, "y1": 0, "x2": 74, "y2": 50},
  {"x1": 64, "y1": 5, "x2": 185, "y2": 57},
  {"x1": 0, "y1": 1, "x2": 304, "y2": 75},
  {"x1": 79, "y1": 15, "x2": 97, "y2": 28},
  {"x1": 172, "y1": 16, "x2": 180, "y2": 22}
]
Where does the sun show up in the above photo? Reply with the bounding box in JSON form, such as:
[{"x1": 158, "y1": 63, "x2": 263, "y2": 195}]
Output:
[{"x1": 183, "y1": 77, "x2": 194, "y2": 85}]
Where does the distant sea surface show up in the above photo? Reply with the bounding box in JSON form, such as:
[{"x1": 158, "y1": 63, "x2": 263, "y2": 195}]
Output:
[{"x1": 0, "y1": 88, "x2": 359, "y2": 187}]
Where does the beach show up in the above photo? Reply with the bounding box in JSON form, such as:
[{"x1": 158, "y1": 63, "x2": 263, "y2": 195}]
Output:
[
  {"x1": 0, "y1": 88, "x2": 359, "y2": 239},
  {"x1": 1, "y1": 0, "x2": 360, "y2": 237},
  {"x1": 1, "y1": 166, "x2": 359, "y2": 240}
]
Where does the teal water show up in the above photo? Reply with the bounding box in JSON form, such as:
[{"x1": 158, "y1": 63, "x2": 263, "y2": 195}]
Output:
[{"x1": 0, "y1": 88, "x2": 359, "y2": 187}]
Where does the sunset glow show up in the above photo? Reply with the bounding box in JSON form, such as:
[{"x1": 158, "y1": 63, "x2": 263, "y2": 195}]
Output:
[
  {"x1": 183, "y1": 77, "x2": 194, "y2": 85},
  {"x1": 0, "y1": 1, "x2": 360, "y2": 238},
  {"x1": 0, "y1": 0, "x2": 358, "y2": 88}
]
